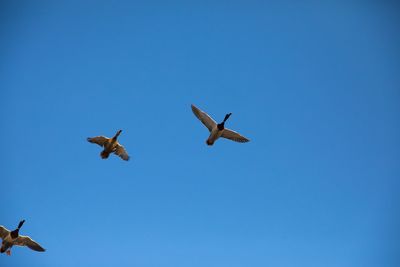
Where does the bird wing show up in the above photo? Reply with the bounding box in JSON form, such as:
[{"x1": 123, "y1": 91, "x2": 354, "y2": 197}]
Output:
[
  {"x1": 0, "y1": 226, "x2": 10, "y2": 239},
  {"x1": 191, "y1": 104, "x2": 217, "y2": 132},
  {"x1": 221, "y1": 129, "x2": 250, "y2": 143},
  {"x1": 114, "y1": 143, "x2": 130, "y2": 161},
  {"x1": 87, "y1": 136, "x2": 109, "y2": 147},
  {"x1": 14, "y1": 235, "x2": 45, "y2": 252}
]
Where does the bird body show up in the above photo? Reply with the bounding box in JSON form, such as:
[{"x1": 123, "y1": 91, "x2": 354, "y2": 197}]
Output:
[
  {"x1": 87, "y1": 130, "x2": 130, "y2": 161},
  {"x1": 206, "y1": 127, "x2": 224, "y2": 145},
  {"x1": 101, "y1": 136, "x2": 119, "y2": 159},
  {"x1": 191, "y1": 104, "x2": 250, "y2": 145},
  {"x1": 0, "y1": 220, "x2": 45, "y2": 255}
]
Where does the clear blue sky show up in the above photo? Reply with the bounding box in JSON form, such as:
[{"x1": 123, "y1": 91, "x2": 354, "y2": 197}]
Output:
[{"x1": 1, "y1": 1, "x2": 399, "y2": 267}]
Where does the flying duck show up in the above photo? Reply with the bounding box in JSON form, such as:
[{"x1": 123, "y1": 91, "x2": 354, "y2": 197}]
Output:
[
  {"x1": 191, "y1": 104, "x2": 250, "y2": 145},
  {"x1": 0, "y1": 220, "x2": 45, "y2": 256},
  {"x1": 87, "y1": 129, "x2": 130, "y2": 161}
]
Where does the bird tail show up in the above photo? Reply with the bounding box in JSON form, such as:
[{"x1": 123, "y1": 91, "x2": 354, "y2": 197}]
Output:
[{"x1": 101, "y1": 151, "x2": 110, "y2": 159}]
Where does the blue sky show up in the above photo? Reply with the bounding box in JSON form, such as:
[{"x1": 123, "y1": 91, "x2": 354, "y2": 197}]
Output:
[{"x1": 1, "y1": 1, "x2": 399, "y2": 266}]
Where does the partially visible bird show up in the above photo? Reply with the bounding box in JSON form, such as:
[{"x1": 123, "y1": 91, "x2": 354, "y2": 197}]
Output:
[
  {"x1": 87, "y1": 129, "x2": 130, "y2": 161},
  {"x1": 191, "y1": 104, "x2": 250, "y2": 146},
  {"x1": 0, "y1": 220, "x2": 45, "y2": 256}
]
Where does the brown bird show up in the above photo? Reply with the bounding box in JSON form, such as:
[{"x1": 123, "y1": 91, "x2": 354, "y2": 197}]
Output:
[
  {"x1": 0, "y1": 220, "x2": 45, "y2": 256},
  {"x1": 87, "y1": 130, "x2": 130, "y2": 161},
  {"x1": 191, "y1": 104, "x2": 250, "y2": 146}
]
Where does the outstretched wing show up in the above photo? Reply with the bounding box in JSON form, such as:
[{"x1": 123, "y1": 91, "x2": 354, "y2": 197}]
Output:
[
  {"x1": 14, "y1": 236, "x2": 45, "y2": 252},
  {"x1": 191, "y1": 104, "x2": 217, "y2": 132},
  {"x1": 0, "y1": 226, "x2": 10, "y2": 239},
  {"x1": 114, "y1": 143, "x2": 130, "y2": 161},
  {"x1": 87, "y1": 136, "x2": 109, "y2": 147},
  {"x1": 221, "y1": 129, "x2": 250, "y2": 143}
]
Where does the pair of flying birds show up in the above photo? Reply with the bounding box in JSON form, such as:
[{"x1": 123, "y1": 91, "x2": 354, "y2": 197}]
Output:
[
  {"x1": 1, "y1": 105, "x2": 250, "y2": 256},
  {"x1": 87, "y1": 104, "x2": 250, "y2": 161}
]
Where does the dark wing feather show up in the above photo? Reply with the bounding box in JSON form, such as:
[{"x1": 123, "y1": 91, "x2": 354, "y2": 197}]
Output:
[
  {"x1": 221, "y1": 129, "x2": 250, "y2": 143},
  {"x1": 87, "y1": 136, "x2": 109, "y2": 147},
  {"x1": 114, "y1": 143, "x2": 130, "y2": 161},
  {"x1": 14, "y1": 236, "x2": 45, "y2": 252},
  {"x1": 0, "y1": 226, "x2": 10, "y2": 239},
  {"x1": 191, "y1": 104, "x2": 217, "y2": 132}
]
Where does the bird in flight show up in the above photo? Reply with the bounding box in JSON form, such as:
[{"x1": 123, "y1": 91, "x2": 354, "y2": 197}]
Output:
[
  {"x1": 0, "y1": 220, "x2": 45, "y2": 256},
  {"x1": 87, "y1": 129, "x2": 130, "y2": 161},
  {"x1": 191, "y1": 104, "x2": 250, "y2": 146}
]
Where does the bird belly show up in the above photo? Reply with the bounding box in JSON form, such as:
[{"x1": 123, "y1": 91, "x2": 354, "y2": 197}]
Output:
[{"x1": 206, "y1": 129, "x2": 223, "y2": 145}]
